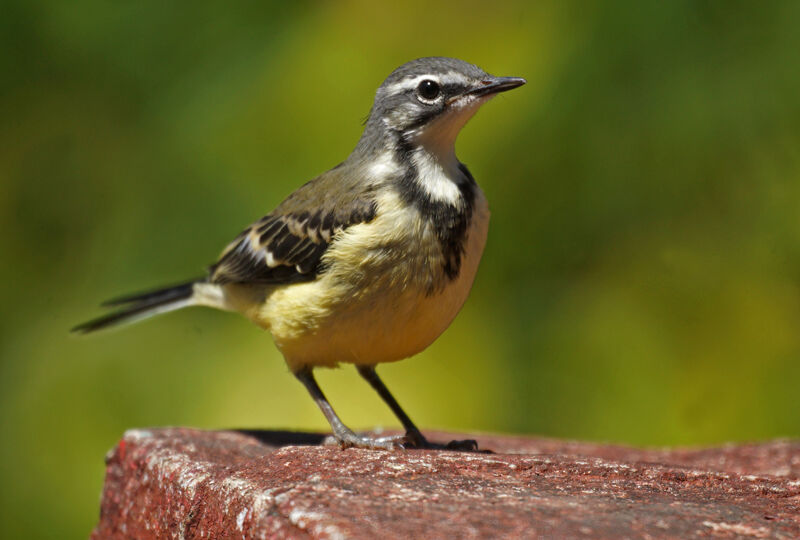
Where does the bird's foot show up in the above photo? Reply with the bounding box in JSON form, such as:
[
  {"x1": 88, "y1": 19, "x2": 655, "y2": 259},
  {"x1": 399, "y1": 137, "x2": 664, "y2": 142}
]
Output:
[
  {"x1": 322, "y1": 430, "x2": 404, "y2": 450},
  {"x1": 323, "y1": 429, "x2": 482, "y2": 452},
  {"x1": 399, "y1": 430, "x2": 481, "y2": 452},
  {"x1": 443, "y1": 438, "x2": 481, "y2": 451}
]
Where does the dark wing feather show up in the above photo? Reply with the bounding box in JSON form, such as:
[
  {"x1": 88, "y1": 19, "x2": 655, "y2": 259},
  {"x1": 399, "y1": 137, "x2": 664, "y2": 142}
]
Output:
[{"x1": 209, "y1": 169, "x2": 378, "y2": 285}]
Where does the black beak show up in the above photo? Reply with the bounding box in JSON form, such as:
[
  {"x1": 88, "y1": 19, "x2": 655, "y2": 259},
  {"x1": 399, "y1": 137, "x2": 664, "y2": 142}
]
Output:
[{"x1": 463, "y1": 76, "x2": 526, "y2": 99}]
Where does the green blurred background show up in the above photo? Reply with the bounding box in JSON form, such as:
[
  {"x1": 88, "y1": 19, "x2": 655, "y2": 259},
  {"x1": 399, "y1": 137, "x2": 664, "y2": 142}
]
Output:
[{"x1": 3, "y1": 0, "x2": 800, "y2": 537}]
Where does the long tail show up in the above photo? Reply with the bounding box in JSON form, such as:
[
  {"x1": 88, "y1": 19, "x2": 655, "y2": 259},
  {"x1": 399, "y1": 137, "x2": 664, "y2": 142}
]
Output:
[{"x1": 72, "y1": 279, "x2": 204, "y2": 334}]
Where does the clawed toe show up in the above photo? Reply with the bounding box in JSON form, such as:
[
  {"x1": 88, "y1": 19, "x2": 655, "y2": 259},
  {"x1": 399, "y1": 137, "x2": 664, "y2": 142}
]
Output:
[
  {"x1": 324, "y1": 432, "x2": 403, "y2": 450},
  {"x1": 400, "y1": 431, "x2": 481, "y2": 452},
  {"x1": 322, "y1": 431, "x2": 480, "y2": 452},
  {"x1": 445, "y1": 438, "x2": 479, "y2": 451}
]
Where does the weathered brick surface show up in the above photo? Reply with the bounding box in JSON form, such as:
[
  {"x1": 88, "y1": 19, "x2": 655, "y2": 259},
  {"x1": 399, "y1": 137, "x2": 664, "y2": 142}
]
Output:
[{"x1": 93, "y1": 428, "x2": 800, "y2": 539}]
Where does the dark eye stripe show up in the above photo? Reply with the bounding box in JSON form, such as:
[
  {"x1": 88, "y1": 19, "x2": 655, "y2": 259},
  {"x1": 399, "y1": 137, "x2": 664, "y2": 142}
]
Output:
[
  {"x1": 408, "y1": 83, "x2": 468, "y2": 101},
  {"x1": 441, "y1": 83, "x2": 466, "y2": 96}
]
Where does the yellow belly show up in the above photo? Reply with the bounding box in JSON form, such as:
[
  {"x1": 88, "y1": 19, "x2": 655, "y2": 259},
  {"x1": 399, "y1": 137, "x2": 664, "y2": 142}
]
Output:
[{"x1": 250, "y1": 189, "x2": 489, "y2": 371}]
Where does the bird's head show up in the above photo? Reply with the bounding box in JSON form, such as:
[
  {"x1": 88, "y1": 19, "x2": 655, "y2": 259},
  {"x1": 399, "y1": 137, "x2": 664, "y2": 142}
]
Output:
[{"x1": 357, "y1": 57, "x2": 525, "y2": 159}]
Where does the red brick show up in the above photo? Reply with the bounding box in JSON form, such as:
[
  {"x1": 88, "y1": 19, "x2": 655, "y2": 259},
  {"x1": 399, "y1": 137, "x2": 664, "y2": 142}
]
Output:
[{"x1": 93, "y1": 428, "x2": 800, "y2": 539}]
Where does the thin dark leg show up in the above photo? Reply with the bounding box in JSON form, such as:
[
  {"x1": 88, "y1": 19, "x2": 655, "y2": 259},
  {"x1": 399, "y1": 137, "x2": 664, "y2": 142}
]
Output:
[
  {"x1": 294, "y1": 367, "x2": 397, "y2": 450},
  {"x1": 356, "y1": 365, "x2": 425, "y2": 445},
  {"x1": 356, "y1": 365, "x2": 478, "y2": 451}
]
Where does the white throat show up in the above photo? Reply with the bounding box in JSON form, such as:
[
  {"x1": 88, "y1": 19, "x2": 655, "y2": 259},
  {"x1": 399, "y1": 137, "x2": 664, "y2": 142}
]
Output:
[
  {"x1": 408, "y1": 95, "x2": 488, "y2": 204},
  {"x1": 411, "y1": 148, "x2": 463, "y2": 204}
]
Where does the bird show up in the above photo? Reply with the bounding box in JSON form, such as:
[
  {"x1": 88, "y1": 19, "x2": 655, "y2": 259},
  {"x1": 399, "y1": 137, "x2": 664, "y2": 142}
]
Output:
[{"x1": 74, "y1": 57, "x2": 525, "y2": 450}]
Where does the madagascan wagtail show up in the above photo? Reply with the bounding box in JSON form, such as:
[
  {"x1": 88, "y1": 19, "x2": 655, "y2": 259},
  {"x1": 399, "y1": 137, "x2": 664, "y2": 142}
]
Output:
[{"x1": 74, "y1": 57, "x2": 525, "y2": 450}]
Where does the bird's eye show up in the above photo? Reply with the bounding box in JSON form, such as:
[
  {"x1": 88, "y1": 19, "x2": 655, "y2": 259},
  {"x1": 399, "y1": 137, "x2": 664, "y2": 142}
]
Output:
[{"x1": 417, "y1": 79, "x2": 441, "y2": 101}]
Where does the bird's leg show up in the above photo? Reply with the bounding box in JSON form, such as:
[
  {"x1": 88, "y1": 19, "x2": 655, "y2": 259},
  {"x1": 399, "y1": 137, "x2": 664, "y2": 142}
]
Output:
[
  {"x1": 293, "y1": 367, "x2": 399, "y2": 450},
  {"x1": 355, "y1": 365, "x2": 427, "y2": 447},
  {"x1": 356, "y1": 365, "x2": 479, "y2": 451}
]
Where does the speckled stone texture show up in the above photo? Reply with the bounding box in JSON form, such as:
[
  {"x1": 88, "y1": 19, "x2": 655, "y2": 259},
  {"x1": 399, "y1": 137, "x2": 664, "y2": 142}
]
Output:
[{"x1": 92, "y1": 428, "x2": 800, "y2": 539}]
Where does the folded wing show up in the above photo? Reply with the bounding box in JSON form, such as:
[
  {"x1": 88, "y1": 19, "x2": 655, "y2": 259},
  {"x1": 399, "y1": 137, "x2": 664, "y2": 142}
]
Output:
[{"x1": 209, "y1": 171, "x2": 378, "y2": 285}]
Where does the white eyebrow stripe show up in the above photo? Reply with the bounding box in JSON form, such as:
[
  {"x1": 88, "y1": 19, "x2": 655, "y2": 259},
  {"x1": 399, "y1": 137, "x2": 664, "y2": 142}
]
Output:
[
  {"x1": 383, "y1": 71, "x2": 472, "y2": 95},
  {"x1": 384, "y1": 74, "x2": 441, "y2": 95},
  {"x1": 441, "y1": 71, "x2": 472, "y2": 86}
]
